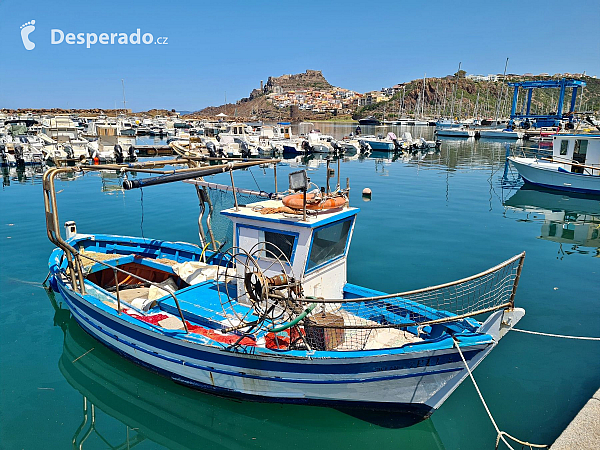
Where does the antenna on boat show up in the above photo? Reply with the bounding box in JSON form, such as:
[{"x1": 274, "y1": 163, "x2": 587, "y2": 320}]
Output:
[
  {"x1": 288, "y1": 170, "x2": 309, "y2": 221},
  {"x1": 121, "y1": 79, "x2": 127, "y2": 112}
]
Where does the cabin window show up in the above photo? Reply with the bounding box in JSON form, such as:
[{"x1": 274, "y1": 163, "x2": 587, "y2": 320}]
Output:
[
  {"x1": 574, "y1": 140, "x2": 588, "y2": 157},
  {"x1": 560, "y1": 140, "x2": 569, "y2": 155},
  {"x1": 572, "y1": 140, "x2": 588, "y2": 172},
  {"x1": 260, "y1": 230, "x2": 295, "y2": 262},
  {"x1": 561, "y1": 224, "x2": 575, "y2": 240},
  {"x1": 307, "y1": 219, "x2": 352, "y2": 271}
]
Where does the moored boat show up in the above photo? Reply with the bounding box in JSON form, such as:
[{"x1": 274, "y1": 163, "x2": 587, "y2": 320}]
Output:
[
  {"x1": 509, "y1": 134, "x2": 600, "y2": 194},
  {"x1": 435, "y1": 127, "x2": 474, "y2": 138},
  {"x1": 44, "y1": 160, "x2": 527, "y2": 421},
  {"x1": 358, "y1": 116, "x2": 381, "y2": 125},
  {"x1": 478, "y1": 128, "x2": 524, "y2": 140}
]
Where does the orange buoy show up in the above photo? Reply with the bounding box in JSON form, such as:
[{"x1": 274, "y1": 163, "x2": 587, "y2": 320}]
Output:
[{"x1": 282, "y1": 193, "x2": 346, "y2": 211}]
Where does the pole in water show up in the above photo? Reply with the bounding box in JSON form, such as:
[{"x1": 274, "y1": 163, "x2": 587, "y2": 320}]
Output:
[
  {"x1": 502, "y1": 143, "x2": 512, "y2": 180},
  {"x1": 326, "y1": 159, "x2": 330, "y2": 194}
]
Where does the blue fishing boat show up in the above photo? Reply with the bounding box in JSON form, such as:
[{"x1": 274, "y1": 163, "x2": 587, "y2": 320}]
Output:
[{"x1": 44, "y1": 159, "x2": 526, "y2": 420}]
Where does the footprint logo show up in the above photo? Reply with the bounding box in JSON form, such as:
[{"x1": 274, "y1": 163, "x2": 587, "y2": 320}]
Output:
[{"x1": 20, "y1": 20, "x2": 36, "y2": 50}]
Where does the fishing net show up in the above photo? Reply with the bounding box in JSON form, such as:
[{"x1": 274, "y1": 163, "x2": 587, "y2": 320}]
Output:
[
  {"x1": 200, "y1": 182, "x2": 272, "y2": 249},
  {"x1": 287, "y1": 253, "x2": 525, "y2": 352}
]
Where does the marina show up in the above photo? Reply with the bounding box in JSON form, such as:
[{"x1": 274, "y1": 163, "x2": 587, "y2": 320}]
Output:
[
  {"x1": 1, "y1": 124, "x2": 598, "y2": 448},
  {"x1": 3, "y1": 1, "x2": 600, "y2": 446}
]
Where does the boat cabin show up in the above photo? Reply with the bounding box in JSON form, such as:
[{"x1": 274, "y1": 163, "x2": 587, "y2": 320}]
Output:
[
  {"x1": 553, "y1": 134, "x2": 600, "y2": 174},
  {"x1": 273, "y1": 122, "x2": 292, "y2": 139},
  {"x1": 221, "y1": 200, "x2": 357, "y2": 301}
]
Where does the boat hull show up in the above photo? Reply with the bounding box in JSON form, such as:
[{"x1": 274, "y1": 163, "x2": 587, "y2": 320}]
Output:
[
  {"x1": 435, "y1": 129, "x2": 473, "y2": 138},
  {"x1": 478, "y1": 130, "x2": 523, "y2": 140},
  {"x1": 509, "y1": 157, "x2": 600, "y2": 194},
  {"x1": 360, "y1": 140, "x2": 395, "y2": 151},
  {"x1": 55, "y1": 277, "x2": 505, "y2": 419},
  {"x1": 358, "y1": 118, "x2": 380, "y2": 125}
]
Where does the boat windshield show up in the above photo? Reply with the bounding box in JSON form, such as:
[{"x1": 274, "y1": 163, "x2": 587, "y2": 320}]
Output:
[{"x1": 307, "y1": 218, "x2": 352, "y2": 271}]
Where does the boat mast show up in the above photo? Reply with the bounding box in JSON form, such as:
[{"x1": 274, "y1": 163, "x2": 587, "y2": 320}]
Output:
[
  {"x1": 441, "y1": 86, "x2": 447, "y2": 117},
  {"x1": 473, "y1": 90, "x2": 480, "y2": 120},
  {"x1": 121, "y1": 79, "x2": 126, "y2": 111},
  {"x1": 494, "y1": 58, "x2": 509, "y2": 123},
  {"x1": 450, "y1": 62, "x2": 460, "y2": 119},
  {"x1": 421, "y1": 73, "x2": 426, "y2": 119},
  {"x1": 400, "y1": 85, "x2": 406, "y2": 118}
]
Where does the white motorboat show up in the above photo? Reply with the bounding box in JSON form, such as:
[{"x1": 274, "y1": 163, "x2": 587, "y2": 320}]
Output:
[
  {"x1": 435, "y1": 127, "x2": 475, "y2": 138},
  {"x1": 509, "y1": 134, "x2": 600, "y2": 194},
  {"x1": 478, "y1": 128, "x2": 524, "y2": 140}
]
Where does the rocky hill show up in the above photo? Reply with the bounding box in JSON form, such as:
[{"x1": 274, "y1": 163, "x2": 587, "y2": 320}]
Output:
[
  {"x1": 357, "y1": 75, "x2": 600, "y2": 121},
  {"x1": 188, "y1": 70, "x2": 334, "y2": 120},
  {"x1": 264, "y1": 70, "x2": 332, "y2": 93},
  {"x1": 189, "y1": 70, "x2": 600, "y2": 121}
]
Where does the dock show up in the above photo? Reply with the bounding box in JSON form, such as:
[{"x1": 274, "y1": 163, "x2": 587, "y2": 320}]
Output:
[{"x1": 551, "y1": 387, "x2": 600, "y2": 449}]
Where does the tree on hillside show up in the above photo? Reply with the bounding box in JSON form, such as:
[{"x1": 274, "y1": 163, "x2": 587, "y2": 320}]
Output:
[{"x1": 454, "y1": 70, "x2": 466, "y2": 79}]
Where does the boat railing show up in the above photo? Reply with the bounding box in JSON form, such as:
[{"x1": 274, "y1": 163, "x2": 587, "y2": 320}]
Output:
[
  {"x1": 43, "y1": 160, "x2": 281, "y2": 333},
  {"x1": 512, "y1": 147, "x2": 600, "y2": 175},
  {"x1": 43, "y1": 167, "x2": 87, "y2": 295},
  {"x1": 76, "y1": 251, "x2": 189, "y2": 333},
  {"x1": 513, "y1": 146, "x2": 552, "y2": 159},
  {"x1": 537, "y1": 155, "x2": 600, "y2": 176},
  {"x1": 288, "y1": 252, "x2": 525, "y2": 351}
]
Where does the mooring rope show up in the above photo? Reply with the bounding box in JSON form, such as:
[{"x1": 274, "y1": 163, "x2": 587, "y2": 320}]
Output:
[
  {"x1": 452, "y1": 338, "x2": 548, "y2": 450},
  {"x1": 512, "y1": 328, "x2": 600, "y2": 341}
]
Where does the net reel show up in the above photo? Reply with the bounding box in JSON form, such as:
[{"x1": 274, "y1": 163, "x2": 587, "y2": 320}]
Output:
[{"x1": 217, "y1": 242, "x2": 304, "y2": 333}]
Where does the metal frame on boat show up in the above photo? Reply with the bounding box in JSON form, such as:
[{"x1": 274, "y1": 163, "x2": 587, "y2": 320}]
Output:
[{"x1": 44, "y1": 158, "x2": 527, "y2": 420}]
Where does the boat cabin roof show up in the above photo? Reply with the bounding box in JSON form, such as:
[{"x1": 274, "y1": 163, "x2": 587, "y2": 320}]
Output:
[{"x1": 221, "y1": 199, "x2": 358, "y2": 229}]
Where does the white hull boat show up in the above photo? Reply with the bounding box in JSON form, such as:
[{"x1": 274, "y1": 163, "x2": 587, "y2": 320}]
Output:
[
  {"x1": 44, "y1": 161, "x2": 527, "y2": 421},
  {"x1": 509, "y1": 134, "x2": 600, "y2": 194},
  {"x1": 478, "y1": 129, "x2": 523, "y2": 140},
  {"x1": 435, "y1": 128, "x2": 474, "y2": 138}
]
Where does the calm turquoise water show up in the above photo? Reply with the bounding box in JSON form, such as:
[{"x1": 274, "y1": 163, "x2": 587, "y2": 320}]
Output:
[{"x1": 1, "y1": 127, "x2": 599, "y2": 449}]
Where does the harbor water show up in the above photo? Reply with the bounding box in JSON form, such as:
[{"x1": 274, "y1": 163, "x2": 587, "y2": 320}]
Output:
[{"x1": 1, "y1": 125, "x2": 598, "y2": 449}]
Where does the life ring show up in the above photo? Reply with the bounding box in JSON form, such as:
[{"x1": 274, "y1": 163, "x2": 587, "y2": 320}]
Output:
[{"x1": 282, "y1": 193, "x2": 346, "y2": 211}]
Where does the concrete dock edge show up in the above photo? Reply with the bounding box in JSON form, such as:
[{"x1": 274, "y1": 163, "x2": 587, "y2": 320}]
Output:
[{"x1": 551, "y1": 388, "x2": 600, "y2": 449}]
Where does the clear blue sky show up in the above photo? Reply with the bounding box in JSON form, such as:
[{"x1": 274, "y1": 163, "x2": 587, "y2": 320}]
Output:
[{"x1": 1, "y1": 0, "x2": 599, "y2": 111}]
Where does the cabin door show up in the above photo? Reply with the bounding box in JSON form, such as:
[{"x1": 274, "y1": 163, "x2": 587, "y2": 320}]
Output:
[{"x1": 571, "y1": 139, "x2": 588, "y2": 174}]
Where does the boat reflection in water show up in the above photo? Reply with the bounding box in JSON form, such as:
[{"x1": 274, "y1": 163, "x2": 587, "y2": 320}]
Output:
[
  {"x1": 49, "y1": 291, "x2": 446, "y2": 450},
  {"x1": 504, "y1": 186, "x2": 600, "y2": 257},
  {"x1": 1, "y1": 165, "x2": 45, "y2": 186}
]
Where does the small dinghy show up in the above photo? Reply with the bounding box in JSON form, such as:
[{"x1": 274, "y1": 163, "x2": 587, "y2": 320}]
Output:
[{"x1": 44, "y1": 159, "x2": 526, "y2": 421}]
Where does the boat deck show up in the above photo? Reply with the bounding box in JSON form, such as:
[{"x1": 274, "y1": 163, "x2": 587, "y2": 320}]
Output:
[{"x1": 59, "y1": 236, "x2": 480, "y2": 353}]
